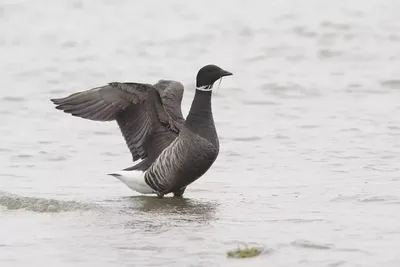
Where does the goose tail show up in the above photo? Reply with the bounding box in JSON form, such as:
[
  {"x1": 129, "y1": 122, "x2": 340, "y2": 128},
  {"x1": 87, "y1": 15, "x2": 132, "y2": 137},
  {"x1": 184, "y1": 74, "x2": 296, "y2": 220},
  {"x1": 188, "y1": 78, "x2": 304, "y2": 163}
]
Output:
[{"x1": 108, "y1": 170, "x2": 154, "y2": 194}]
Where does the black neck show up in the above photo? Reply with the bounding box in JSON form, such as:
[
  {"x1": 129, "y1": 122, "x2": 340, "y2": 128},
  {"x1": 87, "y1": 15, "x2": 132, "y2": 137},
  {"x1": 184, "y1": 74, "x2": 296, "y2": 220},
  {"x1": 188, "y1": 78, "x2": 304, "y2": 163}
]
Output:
[{"x1": 185, "y1": 89, "x2": 217, "y2": 143}]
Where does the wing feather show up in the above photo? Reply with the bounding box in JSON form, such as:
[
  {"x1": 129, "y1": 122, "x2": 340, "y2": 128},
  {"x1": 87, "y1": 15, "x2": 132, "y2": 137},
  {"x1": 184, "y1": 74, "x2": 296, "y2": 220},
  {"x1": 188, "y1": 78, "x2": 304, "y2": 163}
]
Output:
[
  {"x1": 153, "y1": 80, "x2": 185, "y2": 125},
  {"x1": 51, "y1": 82, "x2": 177, "y2": 162}
]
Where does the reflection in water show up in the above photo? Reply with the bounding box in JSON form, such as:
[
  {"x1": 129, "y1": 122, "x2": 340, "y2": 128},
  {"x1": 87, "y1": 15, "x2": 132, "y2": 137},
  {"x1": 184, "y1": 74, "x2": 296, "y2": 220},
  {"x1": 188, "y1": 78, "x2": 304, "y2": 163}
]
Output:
[
  {"x1": 128, "y1": 196, "x2": 217, "y2": 213},
  {"x1": 115, "y1": 196, "x2": 219, "y2": 230}
]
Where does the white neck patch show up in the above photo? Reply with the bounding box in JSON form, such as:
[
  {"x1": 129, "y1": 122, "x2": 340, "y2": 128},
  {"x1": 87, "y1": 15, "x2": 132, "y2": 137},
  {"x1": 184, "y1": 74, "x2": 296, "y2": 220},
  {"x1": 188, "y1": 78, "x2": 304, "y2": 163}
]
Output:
[{"x1": 196, "y1": 85, "x2": 213, "y2": 91}]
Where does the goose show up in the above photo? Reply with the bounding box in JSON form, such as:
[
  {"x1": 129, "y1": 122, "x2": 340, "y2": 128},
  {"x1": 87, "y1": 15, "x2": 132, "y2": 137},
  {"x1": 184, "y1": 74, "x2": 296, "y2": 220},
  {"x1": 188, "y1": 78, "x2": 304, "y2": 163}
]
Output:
[{"x1": 51, "y1": 64, "x2": 232, "y2": 198}]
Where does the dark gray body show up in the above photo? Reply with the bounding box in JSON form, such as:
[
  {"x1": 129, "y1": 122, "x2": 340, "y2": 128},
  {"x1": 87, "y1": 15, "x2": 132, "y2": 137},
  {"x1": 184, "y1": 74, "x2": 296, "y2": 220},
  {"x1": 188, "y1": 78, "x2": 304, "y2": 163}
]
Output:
[
  {"x1": 50, "y1": 80, "x2": 219, "y2": 196},
  {"x1": 144, "y1": 90, "x2": 219, "y2": 195},
  {"x1": 144, "y1": 126, "x2": 219, "y2": 195}
]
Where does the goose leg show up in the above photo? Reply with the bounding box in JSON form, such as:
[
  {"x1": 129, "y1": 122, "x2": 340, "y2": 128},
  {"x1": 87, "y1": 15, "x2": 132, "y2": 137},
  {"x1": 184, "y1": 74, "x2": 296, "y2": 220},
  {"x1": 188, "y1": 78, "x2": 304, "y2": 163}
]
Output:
[
  {"x1": 173, "y1": 187, "x2": 186, "y2": 198},
  {"x1": 156, "y1": 191, "x2": 165, "y2": 198}
]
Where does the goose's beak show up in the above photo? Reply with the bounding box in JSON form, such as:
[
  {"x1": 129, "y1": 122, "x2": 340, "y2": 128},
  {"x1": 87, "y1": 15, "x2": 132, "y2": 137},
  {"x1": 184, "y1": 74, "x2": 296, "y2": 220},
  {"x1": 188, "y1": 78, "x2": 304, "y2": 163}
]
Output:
[{"x1": 220, "y1": 69, "x2": 233, "y2": 77}]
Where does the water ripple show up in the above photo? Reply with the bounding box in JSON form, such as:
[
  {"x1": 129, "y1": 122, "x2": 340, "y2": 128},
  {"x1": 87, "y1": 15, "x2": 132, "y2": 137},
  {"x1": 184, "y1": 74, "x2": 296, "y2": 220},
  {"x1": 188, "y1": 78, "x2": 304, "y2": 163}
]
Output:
[
  {"x1": 381, "y1": 79, "x2": 400, "y2": 89},
  {"x1": 1, "y1": 96, "x2": 25, "y2": 102},
  {"x1": 291, "y1": 239, "x2": 333, "y2": 250}
]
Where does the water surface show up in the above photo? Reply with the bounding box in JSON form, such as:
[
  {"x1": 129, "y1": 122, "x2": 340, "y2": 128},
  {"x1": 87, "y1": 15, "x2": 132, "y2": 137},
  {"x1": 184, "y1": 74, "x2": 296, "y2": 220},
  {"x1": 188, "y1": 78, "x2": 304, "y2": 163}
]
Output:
[{"x1": 1, "y1": 0, "x2": 400, "y2": 266}]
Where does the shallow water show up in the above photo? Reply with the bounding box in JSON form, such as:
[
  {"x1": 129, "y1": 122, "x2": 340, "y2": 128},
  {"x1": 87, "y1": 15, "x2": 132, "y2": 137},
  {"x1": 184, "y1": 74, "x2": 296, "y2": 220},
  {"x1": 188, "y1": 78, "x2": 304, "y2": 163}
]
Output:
[{"x1": 1, "y1": 0, "x2": 400, "y2": 266}]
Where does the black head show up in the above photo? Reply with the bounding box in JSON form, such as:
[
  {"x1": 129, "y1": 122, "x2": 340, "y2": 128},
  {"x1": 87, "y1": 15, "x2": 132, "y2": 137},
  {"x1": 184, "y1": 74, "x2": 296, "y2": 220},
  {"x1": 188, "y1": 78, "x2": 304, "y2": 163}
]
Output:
[{"x1": 196, "y1": 64, "x2": 232, "y2": 88}]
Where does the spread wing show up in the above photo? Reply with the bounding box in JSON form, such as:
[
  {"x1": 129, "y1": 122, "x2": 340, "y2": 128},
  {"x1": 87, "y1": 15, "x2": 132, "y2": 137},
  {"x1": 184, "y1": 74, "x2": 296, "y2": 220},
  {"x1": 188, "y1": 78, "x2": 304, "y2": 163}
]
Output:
[
  {"x1": 50, "y1": 82, "x2": 182, "y2": 164},
  {"x1": 153, "y1": 79, "x2": 186, "y2": 126}
]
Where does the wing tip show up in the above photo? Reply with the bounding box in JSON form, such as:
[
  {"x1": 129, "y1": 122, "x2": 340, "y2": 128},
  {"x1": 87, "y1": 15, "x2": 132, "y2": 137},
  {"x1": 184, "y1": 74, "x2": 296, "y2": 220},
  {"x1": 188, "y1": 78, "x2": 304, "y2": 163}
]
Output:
[{"x1": 50, "y1": 98, "x2": 63, "y2": 105}]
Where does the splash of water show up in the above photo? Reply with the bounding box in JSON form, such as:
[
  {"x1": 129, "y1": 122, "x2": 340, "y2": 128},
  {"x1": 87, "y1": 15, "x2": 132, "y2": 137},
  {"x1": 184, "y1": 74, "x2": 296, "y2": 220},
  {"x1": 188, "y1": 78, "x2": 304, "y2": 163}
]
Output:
[{"x1": 0, "y1": 191, "x2": 95, "y2": 213}]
